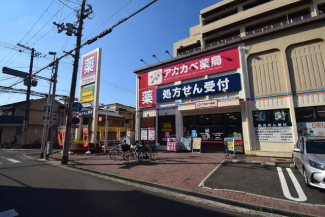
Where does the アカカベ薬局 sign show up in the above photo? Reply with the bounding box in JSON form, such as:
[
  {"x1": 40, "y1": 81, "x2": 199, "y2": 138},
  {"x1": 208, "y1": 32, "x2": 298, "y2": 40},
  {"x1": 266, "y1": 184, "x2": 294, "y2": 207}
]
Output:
[{"x1": 138, "y1": 47, "x2": 239, "y2": 89}]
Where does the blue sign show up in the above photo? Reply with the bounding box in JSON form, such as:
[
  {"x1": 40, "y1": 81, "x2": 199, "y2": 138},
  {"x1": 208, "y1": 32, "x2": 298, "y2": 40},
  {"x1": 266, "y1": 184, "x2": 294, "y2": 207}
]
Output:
[
  {"x1": 72, "y1": 102, "x2": 83, "y2": 112},
  {"x1": 71, "y1": 117, "x2": 80, "y2": 124},
  {"x1": 79, "y1": 109, "x2": 93, "y2": 117},
  {"x1": 157, "y1": 73, "x2": 241, "y2": 102}
]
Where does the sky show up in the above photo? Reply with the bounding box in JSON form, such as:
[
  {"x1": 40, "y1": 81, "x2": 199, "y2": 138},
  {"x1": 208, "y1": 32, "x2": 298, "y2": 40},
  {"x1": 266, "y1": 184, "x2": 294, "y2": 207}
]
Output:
[{"x1": 0, "y1": 0, "x2": 220, "y2": 108}]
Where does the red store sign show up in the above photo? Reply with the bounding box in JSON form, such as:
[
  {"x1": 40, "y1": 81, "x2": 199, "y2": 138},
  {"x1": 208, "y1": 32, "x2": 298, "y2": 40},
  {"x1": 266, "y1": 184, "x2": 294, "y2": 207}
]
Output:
[
  {"x1": 139, "y1": 86, "x2": 156, "y2": 108},
  {"x1": 138, "y1": 47, "x2": 240, "y2": 89}
]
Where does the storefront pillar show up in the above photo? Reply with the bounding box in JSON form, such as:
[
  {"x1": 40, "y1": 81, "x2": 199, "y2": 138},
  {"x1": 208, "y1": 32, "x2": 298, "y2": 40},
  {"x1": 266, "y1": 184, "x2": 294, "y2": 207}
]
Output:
[
  {"x1": 175, "y1": 108, "x2": 183, "y2": 143},
  {"x1": 76, "y1": 117, "x2": 83, "y2": 141}
]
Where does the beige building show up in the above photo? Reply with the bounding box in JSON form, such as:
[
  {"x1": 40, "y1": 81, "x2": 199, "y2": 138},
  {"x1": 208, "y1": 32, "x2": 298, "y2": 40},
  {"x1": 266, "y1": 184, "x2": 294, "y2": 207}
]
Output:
[
  {"x1": 0, "y1": 98, "x2": 64, "y2": 147},
  {"x1": 134, "y1": 0, "x2": 325, "y2": 157}
]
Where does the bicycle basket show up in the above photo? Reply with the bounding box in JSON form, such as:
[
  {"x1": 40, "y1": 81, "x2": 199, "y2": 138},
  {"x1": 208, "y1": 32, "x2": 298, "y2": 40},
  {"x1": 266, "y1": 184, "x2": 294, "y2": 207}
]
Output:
[
  {"x1": 136, "y1": 145, "x2": 142, "y2": 152},
  {"x1": 121, "y1": 144, "x2": 130, "y2": 152}
]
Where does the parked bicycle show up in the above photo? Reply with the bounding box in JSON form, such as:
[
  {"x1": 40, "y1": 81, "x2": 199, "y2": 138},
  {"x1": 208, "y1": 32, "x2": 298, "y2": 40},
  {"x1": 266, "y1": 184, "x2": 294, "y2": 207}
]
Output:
[
  {"x1": 4, "y1": 140, "x2": 21, "y2": 150},
  {"x1": 110, "y1": 141, "x2": 132, "y2": 162},
  {"x1": 224, "y1": 141, "x2": 229, "y2": 159},
  {"x1": 138, "y1": 143, "x2": 157, "y2": 163}
]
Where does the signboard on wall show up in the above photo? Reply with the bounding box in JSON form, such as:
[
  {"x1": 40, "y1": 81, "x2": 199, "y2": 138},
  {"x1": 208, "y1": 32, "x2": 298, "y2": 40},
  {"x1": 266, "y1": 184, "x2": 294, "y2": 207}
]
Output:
[
  {"x1": 78, "y1": 48, "x2": 101, "y2": 144},
  {"x1": 139, "y1": 86, "x2": 156, "y2": 108},
  {"x1": 80, "y1": 85, "x2": 95, "y2": 103},
  {"x1": 141, "y1": 127, "x2": 148, "y2": 140},
  {"x1": 80, "y1": 49, "x2": 99, "y2": 86},
  {"x1": 138, "y1": 47, "x2": 240, "y2": 89},
  {"x1": 195, "y1": 99, "x2": 218, "y2": 109},
  {"x1": 156, "y1": 73, "x2": 241, "y2": 102},
  {"x1": 148, "y1": 127, "x2": 155, "y2": 141},
  {"x1": 297, "y1": 121, "x2": 325, "y2": 136},
  {"x1": 254, "y1": 122, "x2": 294, "y2": 142},
  {"x1": 162, "y1": 122, "x2": 172, "y2": 141},
  {"x1": 192, "y1": 137, "x2": 201, "y2": 153}
]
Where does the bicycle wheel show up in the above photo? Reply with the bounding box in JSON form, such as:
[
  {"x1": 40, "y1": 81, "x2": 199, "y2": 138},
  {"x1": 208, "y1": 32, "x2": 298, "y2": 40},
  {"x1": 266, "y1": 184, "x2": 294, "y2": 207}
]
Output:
[
  {"x1": 14, "y1": 144, "x2": 21, "y2": 150},
  {"x1": 123, "y1": 151, "x2": 132, "y2": 162},
  {"x1": 150, "y1": 151, "x2": 158, "y2": 161},
  {"x1": 224, "y1": 147, "x2": 229, "y2": 159},
  {"x1": 110, "y1": 149, "x2": 119, "y2": 161},
  {"x1": 138, "y1": 151, "x2": 147, "y2": 163}
]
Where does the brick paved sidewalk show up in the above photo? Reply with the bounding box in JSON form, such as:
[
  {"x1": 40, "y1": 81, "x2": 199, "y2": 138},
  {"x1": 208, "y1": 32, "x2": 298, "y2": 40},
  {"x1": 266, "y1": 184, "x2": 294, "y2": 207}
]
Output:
[{"x1": 51, "y1": 150, "x2": 325, "y2": 217}]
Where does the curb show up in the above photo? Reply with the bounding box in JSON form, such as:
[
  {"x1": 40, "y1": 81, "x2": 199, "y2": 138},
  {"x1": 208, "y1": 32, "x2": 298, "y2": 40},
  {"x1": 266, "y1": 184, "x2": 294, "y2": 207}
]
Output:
[
  {"x1": 60, "y1": 161, "x2": 316, "y2": 217},
  {"x1": 26, "y1": 154, "x2": 318, "y2": 217}
]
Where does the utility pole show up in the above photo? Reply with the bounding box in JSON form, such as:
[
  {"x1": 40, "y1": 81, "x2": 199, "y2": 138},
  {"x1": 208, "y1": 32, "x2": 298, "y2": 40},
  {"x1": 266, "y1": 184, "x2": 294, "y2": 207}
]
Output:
[
  {"x1": 17, "y1": 43, "x2": 40, "y2": 147},
  {"x1": 46, "y1": 58, "x2": 59, "y2": 160},
  {"x1": 59, "y1": 0, "x2": 90, "y2": 164},
  {"x1": 40, "y1": 52, "x2": 56, "y2": 159}
]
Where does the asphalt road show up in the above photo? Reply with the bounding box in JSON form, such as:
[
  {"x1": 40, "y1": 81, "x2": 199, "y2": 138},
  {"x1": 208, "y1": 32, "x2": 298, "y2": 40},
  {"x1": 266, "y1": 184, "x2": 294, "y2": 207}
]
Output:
[
  {"x1": 204, "y1": 161, "x2": 325, "y2": 204},
  {"x1": 0, "y1": 150, "x2": 269, "y2": 217}
]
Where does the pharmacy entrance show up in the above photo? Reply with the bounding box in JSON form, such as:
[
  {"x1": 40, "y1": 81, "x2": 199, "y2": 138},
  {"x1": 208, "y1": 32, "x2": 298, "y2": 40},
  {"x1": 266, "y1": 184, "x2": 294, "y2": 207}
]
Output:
[{"x1": 183, "y1": 112, "x2": 244, "y2": 153}]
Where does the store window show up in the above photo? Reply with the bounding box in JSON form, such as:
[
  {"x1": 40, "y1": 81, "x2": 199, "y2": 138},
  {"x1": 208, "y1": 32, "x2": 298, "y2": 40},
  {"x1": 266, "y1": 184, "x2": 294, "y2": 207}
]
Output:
[
  {"x1": 253, "y1": 109, "x2": 291, "y2": 125},
  {"x1": 296, "y1": 106, "x2": 325, "y2": 137},
  {"x1": 295, "y1": 106, "x2": 325, "y2": 122}
]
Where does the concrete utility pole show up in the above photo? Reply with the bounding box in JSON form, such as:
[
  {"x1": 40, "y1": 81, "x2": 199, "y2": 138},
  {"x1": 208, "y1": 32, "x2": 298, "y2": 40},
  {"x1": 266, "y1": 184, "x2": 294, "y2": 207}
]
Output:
[
  {"x1": 17, "y1": 44, "x2": 37, "y2": 147},
  {"x1": 40, "y1": 52, "x2": 56, "y2": 159},
  {"x1": 46, "y1": 58, "x2": 59, "y2": 160},
  {"x1": 61, "y1": 0, "x2": 88, "y2": 164}
]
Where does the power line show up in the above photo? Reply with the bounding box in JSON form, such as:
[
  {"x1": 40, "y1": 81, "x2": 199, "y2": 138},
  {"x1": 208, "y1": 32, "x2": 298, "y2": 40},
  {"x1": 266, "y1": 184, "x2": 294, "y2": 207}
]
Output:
[
  {"x1": 25, "y1": 4, "x2": 65, "y2": 45},
  {"x1": 19, "y1": 0, "x2": 56, "y2": 44},
  {"x1": 58, "y1": 0, "x2": 78, "y2": 11},
  {"x1": 101, "y1": 79, "x2": 135, "y2": 95},
  {"x1": 82, "y1": 0, "x2": 132, "y2": 42},
  {"x1": 8, "y1": 0, "x2": 158, "y2": 90}
]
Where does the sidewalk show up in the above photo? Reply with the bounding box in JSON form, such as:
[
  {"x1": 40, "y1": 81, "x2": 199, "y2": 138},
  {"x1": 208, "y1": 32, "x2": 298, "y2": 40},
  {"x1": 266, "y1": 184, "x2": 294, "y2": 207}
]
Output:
[{"x1": 51, "y1": 150, "x2": 325, "y2": 217}]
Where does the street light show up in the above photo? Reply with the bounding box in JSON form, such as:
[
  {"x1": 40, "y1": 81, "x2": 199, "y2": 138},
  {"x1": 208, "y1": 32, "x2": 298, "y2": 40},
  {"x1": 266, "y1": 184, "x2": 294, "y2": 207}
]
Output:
[
  {"x1": 140, "y1": 59, "x2": 148, "y2": 66},
  {"x1": 46, "y1": 52, "x2": 58, "y2": 160},
  {"x1": 40, "y1": 51, "x2": 56, "y2": 159},
  {"x1": 152, "y1": 54, "x2": 160, "y2": 62},
  {"x1": 165, "y1": 50, "x2": 173, "y2": 58}
]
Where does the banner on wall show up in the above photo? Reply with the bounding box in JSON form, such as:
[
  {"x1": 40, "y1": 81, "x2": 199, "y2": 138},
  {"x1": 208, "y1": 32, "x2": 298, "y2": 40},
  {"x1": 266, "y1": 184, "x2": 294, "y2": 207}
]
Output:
[
  {"x1": 297, "y1": 121, "x2": 325, "y2": 136},
  {"x1": 138, "y1": 47, "x2": 240, "y2": 89},
  {"x1": 82, "y1": 125, "x2": 89, "y2": 147},
  {"x1": 254, "y1": 122, "x2": 294, "y2": 142},
  {"x1": 57, "y1": 126, "x2": 66, "y2": 147},
  {"x1": 116, "y1": 128, "x2": 121, "y2": 141},
  {"x1": 156, "y1": 73, "x2": 241, "y2": 102},
  {"x1": 100, "y1": 128, "x2": 104, "y2": 141}
]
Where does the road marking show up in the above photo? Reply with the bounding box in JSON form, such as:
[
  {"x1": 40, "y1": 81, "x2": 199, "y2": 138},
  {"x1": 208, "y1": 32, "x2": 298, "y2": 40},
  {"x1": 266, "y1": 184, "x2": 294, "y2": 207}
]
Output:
[
  {"x1": 0, "y1": 209, "x2": 19, "y2": 217},
  {"x1": 0, "y1": 157, "x2": 21, "y2": 163},
  {"x1": 199, "y1": 160, "x2": 225, "y2": 187},
  {"x1": 277, "y1": 167, "x2": 307, "y2": 202}
]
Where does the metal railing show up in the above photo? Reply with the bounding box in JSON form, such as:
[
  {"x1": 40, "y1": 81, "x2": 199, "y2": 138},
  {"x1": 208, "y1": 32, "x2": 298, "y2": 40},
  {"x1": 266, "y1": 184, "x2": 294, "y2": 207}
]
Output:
[
  {"x1": 0, "y1": 116, "x2": 24, "y2": 124},
  {"x1": 246, "y1": 14, "x2": 311, "y2": 36}
]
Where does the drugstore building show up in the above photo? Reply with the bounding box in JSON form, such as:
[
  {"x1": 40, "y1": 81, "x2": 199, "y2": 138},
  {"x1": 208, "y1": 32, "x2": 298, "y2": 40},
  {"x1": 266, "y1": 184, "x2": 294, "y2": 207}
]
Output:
[{"x1": 134, "y1": 0, "x2": 325, "y2": 157}]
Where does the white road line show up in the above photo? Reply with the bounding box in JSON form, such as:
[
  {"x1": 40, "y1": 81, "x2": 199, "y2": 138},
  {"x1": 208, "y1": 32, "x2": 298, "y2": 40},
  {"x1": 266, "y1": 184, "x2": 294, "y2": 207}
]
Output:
[
  {"x1": 4, "y1": 158, "x2": 21, "y2": 163},
  {"x1": 0, "y1": 209, "x2": 19, "y2": 217},
  {"x1": 277, "y1": 167, "x2": 307, "y2": 202},
  {"x1": 198, "y1": 160, "x2": 225, "y2": 187}
]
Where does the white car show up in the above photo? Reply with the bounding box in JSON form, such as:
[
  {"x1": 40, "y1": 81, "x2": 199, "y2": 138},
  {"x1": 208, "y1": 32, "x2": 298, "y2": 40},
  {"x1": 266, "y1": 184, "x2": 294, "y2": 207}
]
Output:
[{"x1": 292, "y1": 136, "x2": 325, "y2": 189}]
